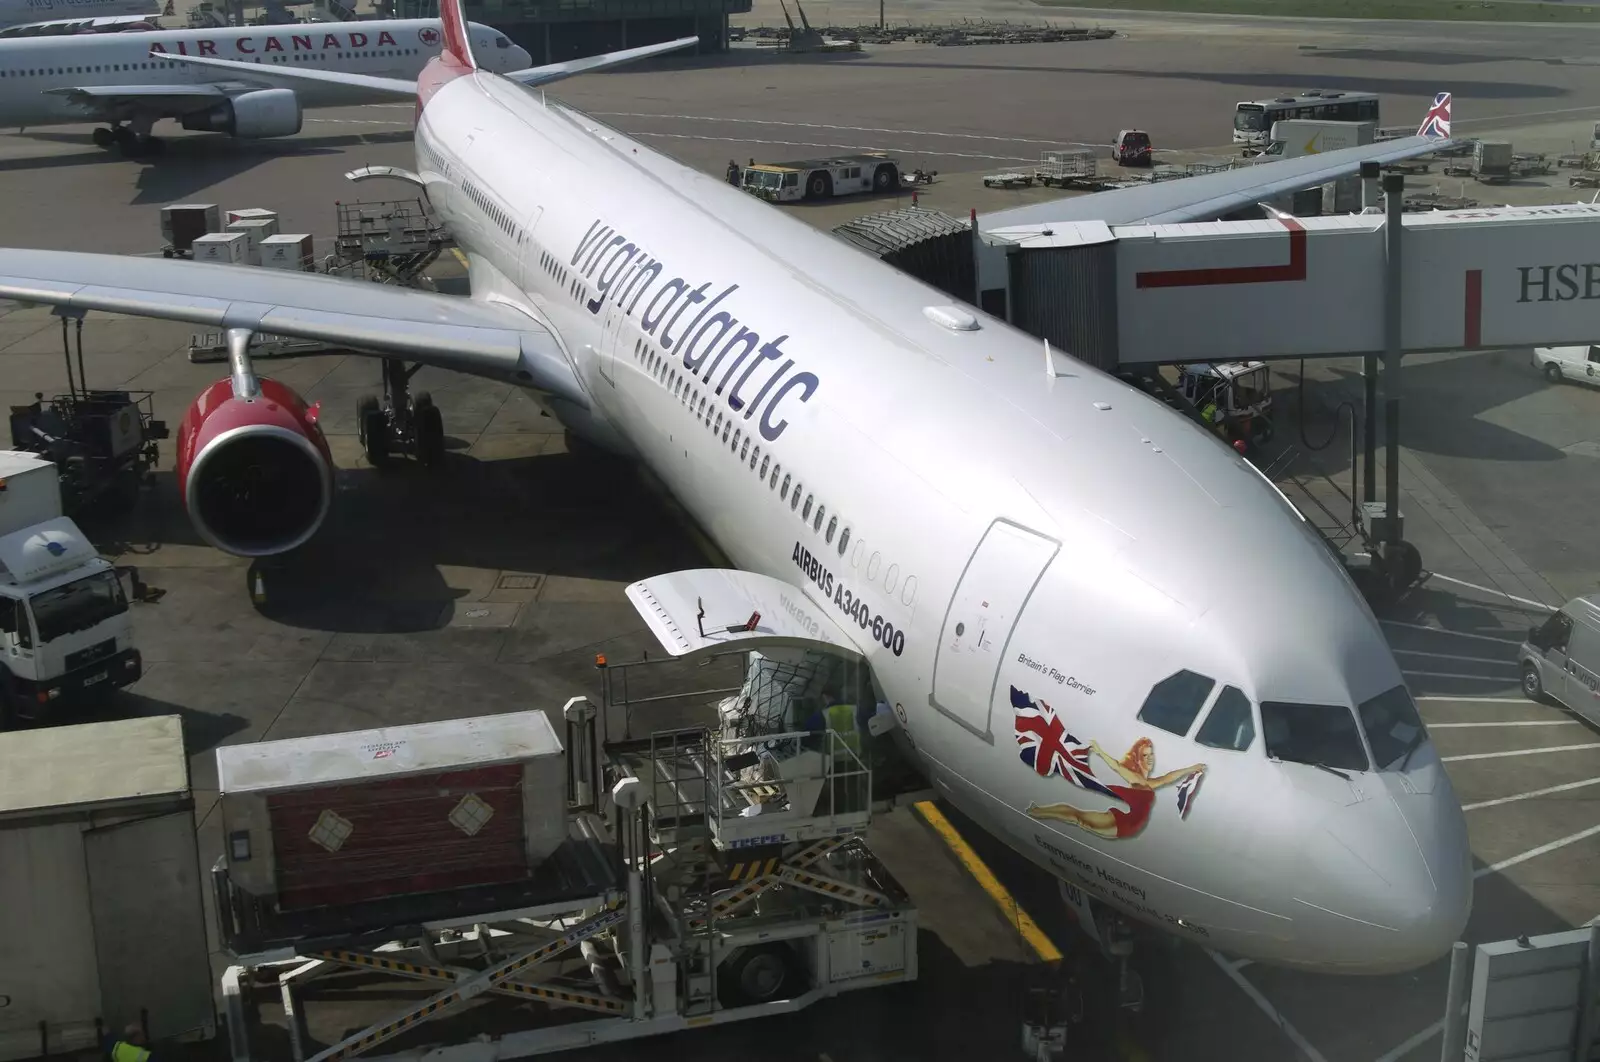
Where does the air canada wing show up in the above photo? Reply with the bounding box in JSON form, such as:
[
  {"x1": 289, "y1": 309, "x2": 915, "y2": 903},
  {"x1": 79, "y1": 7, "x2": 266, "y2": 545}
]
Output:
[
  {"x1": 0, "y1": 248, "x2": 590, "y2": 409},
  {"x1": 157, "y1": 33, "x2": 700, "y2": 96},
  {"x1": 155, "y1": 50, "x2": 417, "y2": 96},
  {"x1": 982, "y1": 135, "x2": 1453, "y2": 230},
  {"x1": 43, "y1": 81, "x2": 235, "y2": 118},
  {"x1": 502, "y1": 35, "x2": 699, "y2": 88}
]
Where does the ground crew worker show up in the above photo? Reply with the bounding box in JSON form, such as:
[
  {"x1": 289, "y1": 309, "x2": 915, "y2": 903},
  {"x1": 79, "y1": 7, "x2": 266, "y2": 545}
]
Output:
[
  {"x1": 726, "y1": 159, "x2": 740, "y2": 185},
  {"x1": 1200, "y1": 400, "x2": 1220, "y2": 425},
  {"x1": 110, "y1": 1025, "x2": 151, "y2": 1062}
]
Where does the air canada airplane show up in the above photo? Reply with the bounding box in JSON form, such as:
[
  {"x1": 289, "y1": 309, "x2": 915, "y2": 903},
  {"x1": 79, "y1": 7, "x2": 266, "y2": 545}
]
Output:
[
  {"x1": 0, "y1": 3, "x2": 1472, "y2": 980},
  {"x1": 0, "y1": 17, "x2": 530, "y2": 154}
]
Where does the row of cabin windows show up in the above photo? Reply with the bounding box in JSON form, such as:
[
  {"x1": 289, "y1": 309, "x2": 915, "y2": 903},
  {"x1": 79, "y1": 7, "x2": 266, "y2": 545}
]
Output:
[
  {"x1": 1135, "y1": 668, "x2": 1427, "y2": 774},
  {"x1": 0, "y1": 47, "x2": 417, "y2": 78},
  {"x1": 552, "y1": 237, "x2": 917, "y2": 611}
]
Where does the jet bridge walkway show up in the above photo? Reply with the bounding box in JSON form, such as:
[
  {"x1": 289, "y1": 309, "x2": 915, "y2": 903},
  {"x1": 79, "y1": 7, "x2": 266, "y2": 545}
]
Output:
[{"x1": 977, "y1": 201, "x2": 1600, "y2": 372}]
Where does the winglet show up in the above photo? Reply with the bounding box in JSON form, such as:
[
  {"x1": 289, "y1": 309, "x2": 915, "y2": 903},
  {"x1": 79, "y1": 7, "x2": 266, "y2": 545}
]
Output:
[
  {"x1": 1417, "y1": 91, "x2": 1452, "y2": 140},
  {"x1": 439, "y1": 0, "x2": 477, "y2": 71}
]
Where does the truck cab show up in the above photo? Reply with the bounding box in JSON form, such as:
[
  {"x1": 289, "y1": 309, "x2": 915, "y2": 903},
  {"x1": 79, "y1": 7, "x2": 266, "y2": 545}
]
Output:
[
  {"x1": 0, "y1": 452, "x2": 141, "y2": 726},
  {"x1": 1176, "y1": 361, "x2": 1276, "y2": 449}
]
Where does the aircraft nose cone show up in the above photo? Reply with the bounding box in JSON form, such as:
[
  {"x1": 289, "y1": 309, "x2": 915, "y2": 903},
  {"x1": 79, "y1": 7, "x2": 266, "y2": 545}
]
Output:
[{"x1": 1293, "y1": 781, "x2": 1471, "y2": 973}]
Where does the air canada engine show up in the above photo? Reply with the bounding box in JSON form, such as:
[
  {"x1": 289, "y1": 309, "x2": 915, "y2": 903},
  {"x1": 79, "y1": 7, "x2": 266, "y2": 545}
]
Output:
[
  {"x1": 176, "y1": 376, "x2": 333, "y2": 557},
  {"x1": 180, "y1": 88, "x2": 303, "y2": 139}
]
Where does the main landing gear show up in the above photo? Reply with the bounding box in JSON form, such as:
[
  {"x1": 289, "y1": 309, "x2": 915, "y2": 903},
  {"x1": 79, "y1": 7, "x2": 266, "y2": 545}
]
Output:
[
  {"x1": 356, "y1": 356, "x2": 446, "y2": 468},
  {"x1": 91, "y1": 124, "x2": 163, "y2": 157}
]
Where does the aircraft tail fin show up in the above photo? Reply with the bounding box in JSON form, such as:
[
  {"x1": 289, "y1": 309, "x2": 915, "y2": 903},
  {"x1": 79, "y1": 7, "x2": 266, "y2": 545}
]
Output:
[
  {"x1": 1417, "y1": 91, "x2": 1452, "y2": 140},
  {"x1": 437, "y1": 0, "x2": 478, "y2": 70}
]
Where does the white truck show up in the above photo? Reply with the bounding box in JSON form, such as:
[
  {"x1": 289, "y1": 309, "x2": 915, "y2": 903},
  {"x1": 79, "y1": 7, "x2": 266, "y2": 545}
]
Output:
[
  {"x1": 0, "y1": 450, "x2": 141, "y2": 726},
  {"x1": 1257, "y1": 118, "x2": 1376, "y2": 160}
]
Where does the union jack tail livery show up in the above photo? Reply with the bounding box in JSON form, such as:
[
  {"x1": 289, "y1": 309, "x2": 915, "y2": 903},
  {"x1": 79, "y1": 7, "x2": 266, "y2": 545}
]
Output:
[
  {"x1": 1176, "y1": 770, "x2": 1203, "y2": 819},
  {"x1": 438, "y1": 0, "x2": 477, "y2": 71},
  {"x1": 1012, "y1": 687, "x2": 1116, "y2": 798},
  {"x1": 1417, "y1": 91, "x2": 1452, "y2": 140}
]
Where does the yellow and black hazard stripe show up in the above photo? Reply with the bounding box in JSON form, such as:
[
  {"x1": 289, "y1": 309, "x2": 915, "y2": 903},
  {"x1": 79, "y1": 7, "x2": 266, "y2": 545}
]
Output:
[
  {"x1": 724, "y1": 854, "x2": 782, "y2": 882},
  {"x1": 781, "y1": 867, "x2": 891, "y2": 906},
  {"x1": 313, "y1": 950, "x2": 456, "y2": 982}
]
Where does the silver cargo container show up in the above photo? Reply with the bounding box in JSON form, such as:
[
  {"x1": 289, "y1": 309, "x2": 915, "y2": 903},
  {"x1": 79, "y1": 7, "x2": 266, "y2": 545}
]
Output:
[
  {"x1": 0, "y1": 715, "x2": 213, "y2": 1062},
  {"x1": 215, "y1": 709, "x2": 567, "y2": 913}
]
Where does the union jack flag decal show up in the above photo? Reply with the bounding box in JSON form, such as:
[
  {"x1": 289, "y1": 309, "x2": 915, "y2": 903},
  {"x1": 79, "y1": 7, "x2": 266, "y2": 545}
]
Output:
[
  {"x1": 1417, "y1": 92, "x2": 1452, "y2": 140},
  {"x1": 1012, "y1": 687, "x2": 1115, "y2": 798}
]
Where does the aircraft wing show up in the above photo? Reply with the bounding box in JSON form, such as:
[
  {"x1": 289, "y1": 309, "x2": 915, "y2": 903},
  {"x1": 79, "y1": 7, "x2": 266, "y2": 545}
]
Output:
[
  {"x1": 982, "y1": 135, "x2": 1454, "y2": 230},
  {"x1": 42, "y1": 81, "x2": 236, "y2": 119},
  {"x1": 152, "y1": 51, "x2": 417, "y2": 96},
  {"x1": 0, "y1": 248, "x2": 590, "y2": 409},
  {"x1": 158, "y1": 33, "x2": 700, "y2": 94},
  {"x1": 502, "y1": 36, "x2": 699, "y2": 88}
]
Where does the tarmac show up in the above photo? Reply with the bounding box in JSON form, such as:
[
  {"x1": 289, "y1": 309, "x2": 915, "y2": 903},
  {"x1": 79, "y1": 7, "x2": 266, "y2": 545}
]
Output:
[{"x1": 2, "y1": 8, "x2": 1600, "y2": 1062}]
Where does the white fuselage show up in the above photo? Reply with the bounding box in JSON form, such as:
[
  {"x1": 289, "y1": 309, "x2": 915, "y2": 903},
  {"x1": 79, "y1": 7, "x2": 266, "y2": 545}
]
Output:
[
  {"x1": 0, "y1": 19, "x2": 529, "y2": 129},
  {"x1": 413, "y1": 69, "x2": 1473, "y2": 975},
  {"x1": 0, "y1": 0, "x2": 153, "y2": 31}
]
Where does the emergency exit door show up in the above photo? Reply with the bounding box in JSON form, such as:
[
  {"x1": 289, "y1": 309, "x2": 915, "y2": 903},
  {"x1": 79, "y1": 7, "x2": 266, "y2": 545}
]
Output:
[
  {"x1": 84, "y1": 813, "x2": 214, "y2": 1042},
  {"x1": 930, "y1": 519, "x2": 1060, "y2": 741}
]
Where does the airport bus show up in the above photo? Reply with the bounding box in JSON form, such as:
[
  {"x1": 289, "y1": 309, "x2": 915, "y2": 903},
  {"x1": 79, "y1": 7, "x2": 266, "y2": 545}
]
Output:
[{"x1": 1233, "y1": 90, "x2": 1380, "y2": 146}]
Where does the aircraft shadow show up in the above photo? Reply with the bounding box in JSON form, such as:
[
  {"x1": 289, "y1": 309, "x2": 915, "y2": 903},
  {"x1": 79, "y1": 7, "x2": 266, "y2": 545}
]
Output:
[
  {"x1": 1272, "y1": 349, "x2": 1566, "y2": 468},
  {"x1": 80, "y1": 444, "x2": 709, "y2": 638},
  {"x1": 0, "y1": 128, "x2": 412, "y2": 204}
]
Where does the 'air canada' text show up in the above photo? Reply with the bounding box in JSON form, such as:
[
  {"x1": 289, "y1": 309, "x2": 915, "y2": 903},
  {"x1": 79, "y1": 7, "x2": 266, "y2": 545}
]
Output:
[{"x1": 570, "y1": 219, "x2": 819, "y2": 444}]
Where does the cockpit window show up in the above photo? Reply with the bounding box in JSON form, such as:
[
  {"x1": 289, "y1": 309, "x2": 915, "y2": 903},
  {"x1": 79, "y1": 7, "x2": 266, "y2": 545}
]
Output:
[
  {"x1": 495, "y1": 35, "x2": 510, "y2": 47},
  {"x1": 1137, "y1": 669, "x2": 1215, "y2": 737},
  {"x1": 1358, "y1": 685, "x2": 1427, "y2": 770},
  {"x1": 1260, "y1": 701, "x2": 1370, "y2": 772},
  {"x1": 1195, "y1": 685, "x2": 1255, "y2": 752}
]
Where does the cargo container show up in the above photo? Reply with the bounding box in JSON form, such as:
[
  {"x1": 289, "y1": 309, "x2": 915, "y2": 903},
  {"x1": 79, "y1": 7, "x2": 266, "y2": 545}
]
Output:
[
  {"x1": 216, "y1": 710, "x2": 567, "y2": 917},
  {"x1": 226, "y1": 218, "x2": 279, "y2": 265},
  {"x1": 0, "y1": 715, "x2": 213, "y2": 1061},
  {"x1": 190, "y1": 231, "x2": 249, "y2": 265},
  {"x1": 225, "y1": 207, "x2": 277, "y2": 227},
  {"x1": 159, "y1": 203, "x2": 218, "y2": 258},
  {"x1": 259, "y1": 233, "x2": 315, "y2": 271},
  {"x1": 1474, "y1": 140, "x2": 1513, "y2": 182}
]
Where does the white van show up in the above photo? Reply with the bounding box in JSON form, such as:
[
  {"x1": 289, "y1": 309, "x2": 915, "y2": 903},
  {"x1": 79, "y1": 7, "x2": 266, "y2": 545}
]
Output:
[
  {"x1": 1520, "y1": 595, "x2": 1600, "y2": 722},
  {"x1": 1533, "y1": 345, "x2": 1600, "y2": 387}
]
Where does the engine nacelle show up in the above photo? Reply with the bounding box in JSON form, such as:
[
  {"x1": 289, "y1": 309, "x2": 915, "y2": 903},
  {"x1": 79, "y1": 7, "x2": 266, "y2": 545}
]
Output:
[
  {"x1": 179, "y1": 88, "x2": 302, "y2": 139},
  {"x1": 176, "y1": 377, "x2": 333, "y2": 557}
]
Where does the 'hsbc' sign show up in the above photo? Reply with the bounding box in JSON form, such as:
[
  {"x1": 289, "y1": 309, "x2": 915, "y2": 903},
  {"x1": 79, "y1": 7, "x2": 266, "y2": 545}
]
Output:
[{"x1": 149, "y1": 29, "x2": 403, "y2": 56}]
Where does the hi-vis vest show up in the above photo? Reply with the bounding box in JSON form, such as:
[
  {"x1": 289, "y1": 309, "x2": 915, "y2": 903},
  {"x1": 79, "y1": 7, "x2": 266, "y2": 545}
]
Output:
[
  {"x1": 825, "y1": 703, "x2": 862, "y2": 760},
  {"x1": 112, "y1": 1042, "x2": 150, "y2": 1062}
]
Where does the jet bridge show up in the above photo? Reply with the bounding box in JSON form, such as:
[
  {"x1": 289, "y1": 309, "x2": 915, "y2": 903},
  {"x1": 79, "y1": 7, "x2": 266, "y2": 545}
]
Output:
[{"x1": 977, "y1": 201, "x2": 1600, "y2": 371}]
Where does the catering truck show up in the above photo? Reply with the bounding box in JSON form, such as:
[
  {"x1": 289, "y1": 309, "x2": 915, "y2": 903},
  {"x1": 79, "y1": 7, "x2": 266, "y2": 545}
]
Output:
[{"x1": 0, "y1": 450, "x2": 141, "y2": 726}]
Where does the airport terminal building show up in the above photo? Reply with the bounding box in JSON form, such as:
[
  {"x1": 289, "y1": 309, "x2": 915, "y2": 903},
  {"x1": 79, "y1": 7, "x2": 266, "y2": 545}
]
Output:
[{"x1": 389, "y1": 0, "x2": 748, "y2": 61}]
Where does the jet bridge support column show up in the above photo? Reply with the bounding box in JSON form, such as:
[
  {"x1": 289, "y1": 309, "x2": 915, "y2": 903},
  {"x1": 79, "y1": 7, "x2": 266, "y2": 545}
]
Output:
[{"x1": 1382, "y1": 173, "x2": 1409, "y2": 590}]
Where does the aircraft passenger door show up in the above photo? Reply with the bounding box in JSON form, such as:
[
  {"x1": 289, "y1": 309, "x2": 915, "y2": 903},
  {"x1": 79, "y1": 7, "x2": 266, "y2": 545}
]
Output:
[{"x1": 929, "y1": 518, "x2": 1060, "y2": 742}]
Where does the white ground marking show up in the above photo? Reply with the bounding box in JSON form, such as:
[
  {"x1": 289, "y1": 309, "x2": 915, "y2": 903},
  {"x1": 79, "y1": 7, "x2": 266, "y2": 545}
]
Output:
[
  {"x1": 1443, "y1": 743, "x2": 1600, "y2": 762},
  {"x1": 1474, "y1": 823, "x2": 1600, "y2": 879},
  {"x1": 1462, "y1": 774, "x2": 1600, "y2": 812},
  {"x1": 1382, "y1": 621, "x2": 1522, "y2": 645},
  {"x1": 1207, "y1": 950, "x2": 1329, "y2": 1062},
  {"x1": 1423, "y1": 573, "x2": 1558, "y2": 612}
]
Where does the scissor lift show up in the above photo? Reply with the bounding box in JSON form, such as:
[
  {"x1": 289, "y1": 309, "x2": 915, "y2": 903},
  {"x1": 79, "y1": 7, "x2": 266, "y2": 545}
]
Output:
[{"x1": 220, "y1": 683, "x2": 918, "y2": 1062}]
